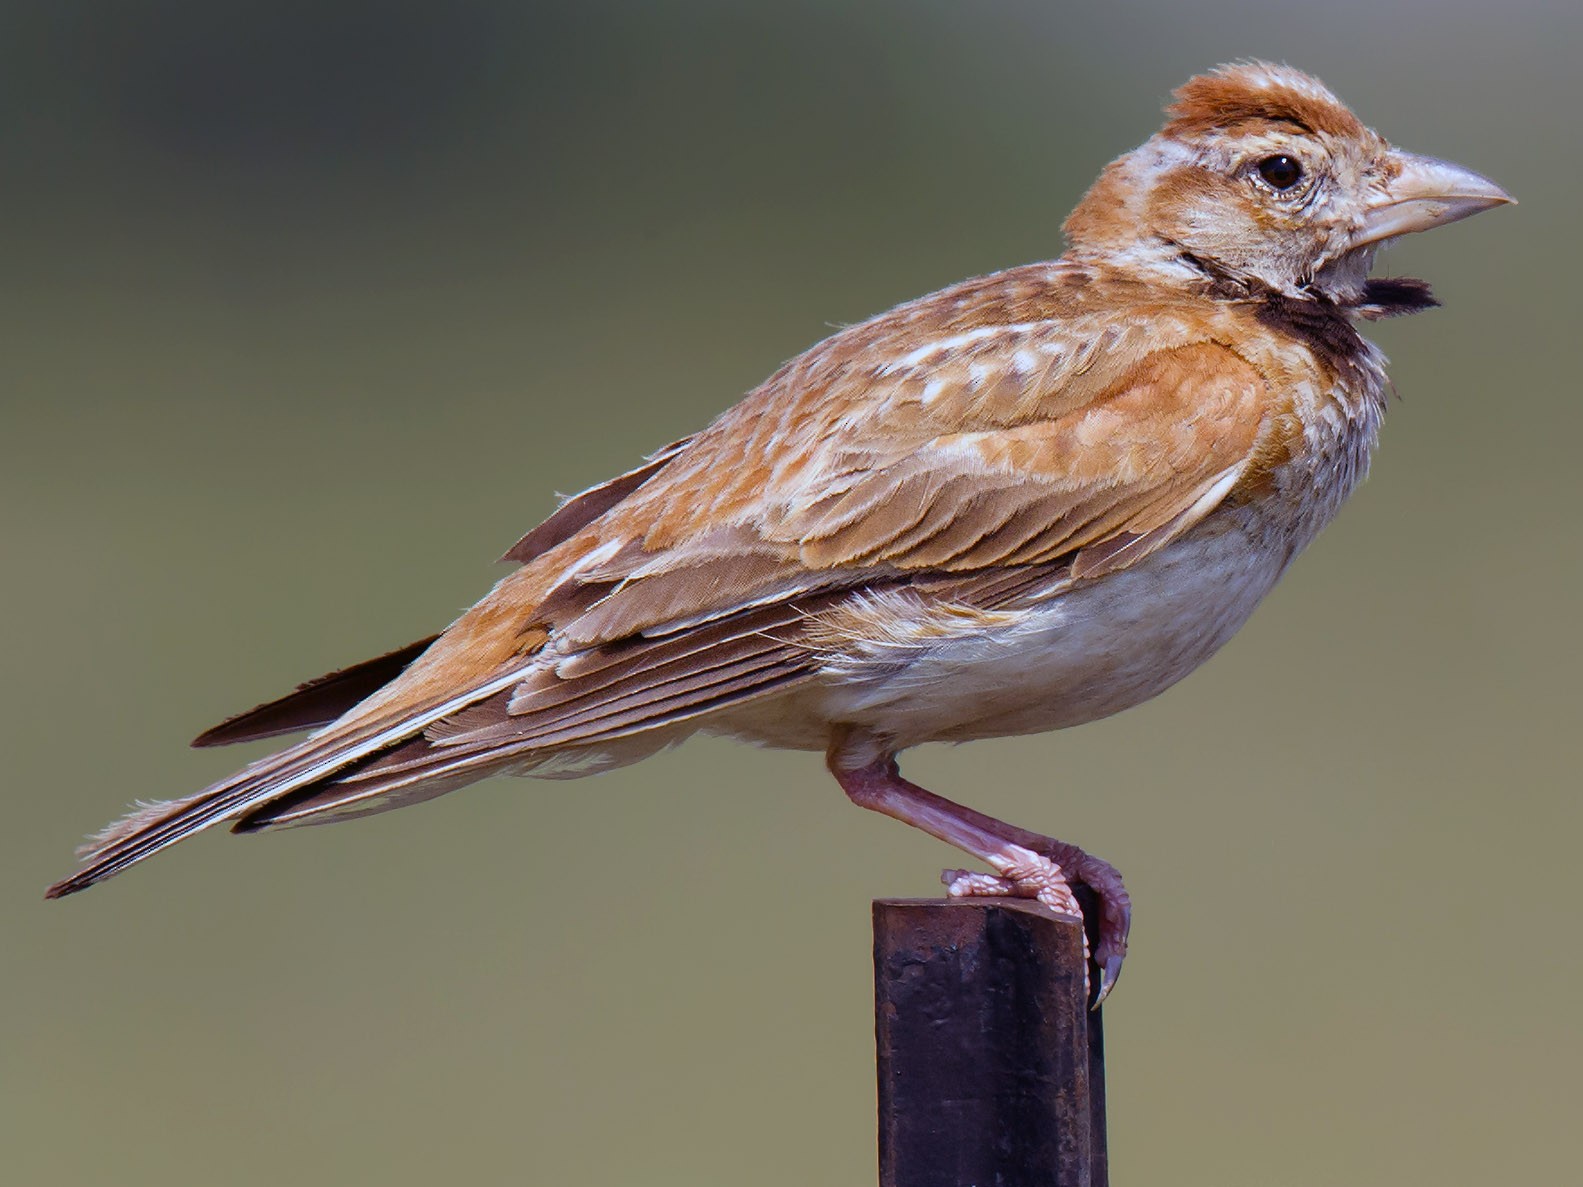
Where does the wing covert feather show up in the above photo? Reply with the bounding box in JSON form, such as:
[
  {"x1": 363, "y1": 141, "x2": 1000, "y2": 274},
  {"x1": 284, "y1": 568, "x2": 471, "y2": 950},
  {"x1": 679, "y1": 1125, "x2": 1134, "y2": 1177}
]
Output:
[{"x1": 535, "y1": 337, "x2": 1267, "y2": 646}]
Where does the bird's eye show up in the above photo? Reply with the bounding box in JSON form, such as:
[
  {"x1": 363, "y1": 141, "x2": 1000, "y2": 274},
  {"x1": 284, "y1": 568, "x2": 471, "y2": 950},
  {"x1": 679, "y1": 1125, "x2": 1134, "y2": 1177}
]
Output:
[{"x1": 1256, "y1": 154, "x2": 1304, "y2": 191}]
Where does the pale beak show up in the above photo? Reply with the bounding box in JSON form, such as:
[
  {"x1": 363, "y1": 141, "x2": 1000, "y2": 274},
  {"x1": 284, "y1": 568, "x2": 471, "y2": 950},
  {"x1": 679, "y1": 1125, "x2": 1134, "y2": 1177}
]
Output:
[{"x1": 1354, "y1": 151, "x2": 1513, "y2": 248}]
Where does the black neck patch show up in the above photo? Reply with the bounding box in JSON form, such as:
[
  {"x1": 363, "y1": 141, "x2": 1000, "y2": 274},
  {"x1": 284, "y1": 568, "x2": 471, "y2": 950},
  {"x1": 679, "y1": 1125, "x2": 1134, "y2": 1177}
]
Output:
[
  {"x1": 1175, "y1": 251, "x2": 1438, "y2": 381},
  {"x1": 1253, "y1": 289, "x2": 1373, "y2": 381},
  {"x1": 1246, "y1": 277, "x2": 1438, "y2": 383},
  {"x1": 1351, "y1": 277, "x2": 1440, "y2": 320}
]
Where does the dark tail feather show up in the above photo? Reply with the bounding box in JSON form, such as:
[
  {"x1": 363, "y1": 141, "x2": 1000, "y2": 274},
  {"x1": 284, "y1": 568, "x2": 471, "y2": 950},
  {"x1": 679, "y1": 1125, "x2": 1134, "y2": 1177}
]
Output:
[
  {"x1": 45, "y1": 663, "x2": 532, "y2": 899},
  {"x1": 44, "y1": 737, "x2": 385, "y2": 899},
  {"x1": 191, "y1": 636, "x2": 438, "y2": 748}
]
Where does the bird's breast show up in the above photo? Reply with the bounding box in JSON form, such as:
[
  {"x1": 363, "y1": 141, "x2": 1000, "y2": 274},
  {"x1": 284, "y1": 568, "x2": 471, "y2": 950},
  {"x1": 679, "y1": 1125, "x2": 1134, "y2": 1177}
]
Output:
[{"x1": 1227, "y1": 304, "x2": 1390, "y2": 544}]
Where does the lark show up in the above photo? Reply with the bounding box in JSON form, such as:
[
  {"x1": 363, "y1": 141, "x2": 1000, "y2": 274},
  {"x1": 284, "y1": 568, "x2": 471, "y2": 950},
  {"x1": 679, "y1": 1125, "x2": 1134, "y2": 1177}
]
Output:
[{"x1": 48, "y1": 63, "x2": 1510, "y2": 1002}]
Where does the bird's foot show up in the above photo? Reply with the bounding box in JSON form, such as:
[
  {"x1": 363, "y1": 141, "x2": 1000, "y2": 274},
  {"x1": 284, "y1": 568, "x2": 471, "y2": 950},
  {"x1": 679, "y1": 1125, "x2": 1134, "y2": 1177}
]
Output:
[
  {"x1": 826, "y1": 736, "x2": 1131, "y2": 1005},
  {"x1": 944, "y1": 844, "x2": 1084, "y2": 919},
  {"x1": 944, "y1": 840, "x2": 1130, "y2": 1008}
]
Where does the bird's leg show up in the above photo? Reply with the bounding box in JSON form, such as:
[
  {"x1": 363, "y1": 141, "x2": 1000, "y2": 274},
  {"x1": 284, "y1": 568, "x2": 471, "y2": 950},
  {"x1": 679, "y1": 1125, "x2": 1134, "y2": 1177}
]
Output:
[{"x1": 827, "y1": 738, "x2": 1131, "y2": 1005}]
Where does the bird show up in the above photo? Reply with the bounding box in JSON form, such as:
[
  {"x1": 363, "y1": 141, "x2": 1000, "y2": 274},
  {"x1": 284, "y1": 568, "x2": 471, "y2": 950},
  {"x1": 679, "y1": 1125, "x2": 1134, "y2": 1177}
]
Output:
[{"x1": 46, "y1": 62, "x2": 1510, "y2": 1003}]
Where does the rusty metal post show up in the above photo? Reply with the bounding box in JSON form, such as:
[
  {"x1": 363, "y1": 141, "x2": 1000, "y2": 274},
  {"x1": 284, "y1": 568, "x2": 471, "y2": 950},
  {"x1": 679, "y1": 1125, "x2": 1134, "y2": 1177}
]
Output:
[{"x1": 873, "y1": 896, "x2": 1107, "y2": 1187}]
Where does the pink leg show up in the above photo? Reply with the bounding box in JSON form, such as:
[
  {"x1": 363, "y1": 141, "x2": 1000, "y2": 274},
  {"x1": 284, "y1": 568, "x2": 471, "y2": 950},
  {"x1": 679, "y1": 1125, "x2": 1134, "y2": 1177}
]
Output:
[{"x1": 828, "y1": 739, "x2": 1131, "y2": 1006}]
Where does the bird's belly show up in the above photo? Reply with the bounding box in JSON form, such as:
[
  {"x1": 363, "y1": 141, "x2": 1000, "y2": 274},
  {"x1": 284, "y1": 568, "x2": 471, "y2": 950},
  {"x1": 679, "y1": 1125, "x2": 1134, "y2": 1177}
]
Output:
[{"x1": 714, "y1": 512, "x2": 1291, "y2": 752}]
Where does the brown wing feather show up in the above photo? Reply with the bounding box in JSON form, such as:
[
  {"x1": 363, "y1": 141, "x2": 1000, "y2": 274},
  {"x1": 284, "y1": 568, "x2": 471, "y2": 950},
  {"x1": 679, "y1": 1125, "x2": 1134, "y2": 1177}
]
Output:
[
  {"x1": 499, "y1": 436, "x2": 693, "y2": 564},
  {"x1": 190, "y1": 636, "x2": 440, "y2": 748},
  {"x1": 190, "y1": 441, "x2": 697, "y2": 752},
  {"x1": 525, "y1": 338, "x2": 1265, "y2": 648},
  {"x1": 231, "y1": 595, "x2": 843, "y2": 830}
]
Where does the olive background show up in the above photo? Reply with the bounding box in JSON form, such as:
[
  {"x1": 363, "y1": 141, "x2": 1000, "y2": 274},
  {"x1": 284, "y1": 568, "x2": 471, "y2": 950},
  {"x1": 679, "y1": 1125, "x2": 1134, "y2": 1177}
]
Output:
[{"x1": 5, "y1": 3, "x2": 1578, "y2": 1184}]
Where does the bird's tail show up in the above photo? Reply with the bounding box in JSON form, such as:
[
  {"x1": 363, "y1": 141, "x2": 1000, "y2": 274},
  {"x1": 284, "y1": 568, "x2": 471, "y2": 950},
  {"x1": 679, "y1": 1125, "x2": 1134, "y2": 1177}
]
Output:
[{"x1": 44, "y1": 665, "x2": 531, "y2": 899}]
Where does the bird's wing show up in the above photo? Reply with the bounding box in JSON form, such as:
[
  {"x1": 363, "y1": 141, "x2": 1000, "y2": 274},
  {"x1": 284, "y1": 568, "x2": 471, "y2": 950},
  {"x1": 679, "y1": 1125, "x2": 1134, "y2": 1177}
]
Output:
[
  {"x1": 48, "y1": 270, "x2": 1275, "y2": 896},
  {"x1": 517, "y1": 322, "x2": 1270, "y2": 648}
]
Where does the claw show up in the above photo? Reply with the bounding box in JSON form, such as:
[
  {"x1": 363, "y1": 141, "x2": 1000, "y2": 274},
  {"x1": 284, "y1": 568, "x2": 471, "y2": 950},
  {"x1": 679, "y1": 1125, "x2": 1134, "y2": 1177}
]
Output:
[{"x1": 1092, "y1": 951, "x2": 1125, "y2": 1009}]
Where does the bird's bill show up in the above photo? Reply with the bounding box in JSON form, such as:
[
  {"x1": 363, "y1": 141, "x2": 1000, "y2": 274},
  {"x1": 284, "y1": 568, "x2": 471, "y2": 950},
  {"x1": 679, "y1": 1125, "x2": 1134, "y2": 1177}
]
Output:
[{"x1": 1354, "y1": 151, "x2": 1513, "y2": 248}]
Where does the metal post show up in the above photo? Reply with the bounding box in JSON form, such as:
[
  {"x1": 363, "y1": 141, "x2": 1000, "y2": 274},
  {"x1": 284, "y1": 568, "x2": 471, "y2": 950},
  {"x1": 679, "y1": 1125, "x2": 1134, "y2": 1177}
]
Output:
[{"x1": 873, "y1": 896, "x2": 1107, "y2": 1187}]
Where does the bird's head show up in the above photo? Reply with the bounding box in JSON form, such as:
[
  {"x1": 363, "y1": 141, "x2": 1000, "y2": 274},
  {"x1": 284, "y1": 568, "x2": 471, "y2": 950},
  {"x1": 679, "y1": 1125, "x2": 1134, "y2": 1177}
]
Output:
[{"x1": 1063, "y1": 62, "x2": 1511, "y2": 309}]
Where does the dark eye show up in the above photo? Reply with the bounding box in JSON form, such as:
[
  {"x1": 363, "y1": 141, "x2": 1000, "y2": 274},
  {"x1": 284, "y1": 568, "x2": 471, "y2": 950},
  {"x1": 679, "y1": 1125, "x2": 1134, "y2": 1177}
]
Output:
[{"x1": 1257, "y1": 154, "x2": 1304, "y2": 191}]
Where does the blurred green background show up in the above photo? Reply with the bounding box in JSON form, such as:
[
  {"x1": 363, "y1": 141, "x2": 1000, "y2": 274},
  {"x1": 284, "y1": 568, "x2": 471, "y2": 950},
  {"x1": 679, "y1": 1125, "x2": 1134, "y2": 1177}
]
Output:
[{"x1": 5, "y1": 2, "x2": 1577, "y2": 1183}]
